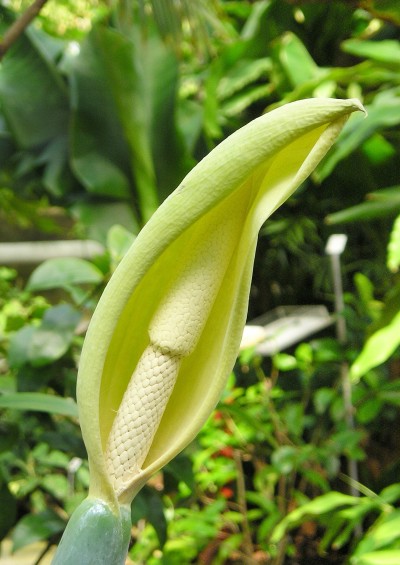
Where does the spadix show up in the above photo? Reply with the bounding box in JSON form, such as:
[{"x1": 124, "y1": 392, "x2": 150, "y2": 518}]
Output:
[{"x1": 53, "y1": 98, "x2": 364, "y2": 565}]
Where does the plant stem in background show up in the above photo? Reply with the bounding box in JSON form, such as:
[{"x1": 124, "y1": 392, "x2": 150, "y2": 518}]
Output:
[{"x1": 0, "y1": 0, "x2": 48, "y2": 60}]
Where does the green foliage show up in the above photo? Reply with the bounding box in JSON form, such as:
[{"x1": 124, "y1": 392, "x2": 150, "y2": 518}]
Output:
[
  {"x1": 1, "y1": 0, "x2": 400, "y2": 563},
  {"x1": 387, "y1": 214, "x2": 400, "y2": 272},
  {"x1": 0, "y1": 5, "x2": 193, "y2": 233},
  {"x1": 11, "y1": 509, "x2": 65, "y2": 553}
]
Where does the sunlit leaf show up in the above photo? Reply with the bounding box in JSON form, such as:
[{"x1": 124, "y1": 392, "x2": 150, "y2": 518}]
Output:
[
  {"x1": 271, "y1": 492, "x2": 362, "y2": 543},
  {"x1": 351, "y1": 310, "x2": 400, "y2": 381},
  {"x1": 0, "y1": 392, "x2": 78, "y2": 418},
  {"x1": 342, "y1": 39, "x2": 400, "y2": 65},
  {"x1": 387, "y1": 215, "x2": 400, "y2": 272},
  {"x1": 27, "y1": 258, "x2": 103, "y2": 292}
]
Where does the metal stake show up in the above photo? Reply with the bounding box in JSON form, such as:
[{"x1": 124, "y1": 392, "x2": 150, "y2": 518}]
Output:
[{"x1": 326, "y1": 235, "x2": 361, "y2": 504}]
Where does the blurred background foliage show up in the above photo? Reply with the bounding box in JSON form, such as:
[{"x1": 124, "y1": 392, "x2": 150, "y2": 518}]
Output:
[{"x1": 1, "y1": 0, "x2": 400, "y2": 563}]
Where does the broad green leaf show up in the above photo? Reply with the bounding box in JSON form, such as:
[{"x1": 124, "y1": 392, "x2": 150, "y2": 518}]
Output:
[
  {"x1": 0, "y1": 392, "x2": 78, "y2": 418},
  {"x1": 380, "y1": 483, "x2": 400, "y2": 505},
  {"x1": 0, "y1": 28, "x2": 68, "y2": 148},
  {"x1": 28, "y1": 305, "x2": 81, "y2": 366},
  {"x1": 8, "y1": 305, "x2": 81, "y2": 368},
  {"x1": 362, "y1": 133, "x2": 396, "y2": 165},
  {"x1": 41, "y1": 475, "x2": 69, "y2": 500},
  {"x1": 277, "y1": 32, "x2": 321, "y2": 88},
  {"x1": 72, "y1": 151, "x2": 130, "y2": 199},
  {"x1": 27, "y1": 258, "x2": 103, "y2": 292},
  {"x1": 142, "y1": 34, "x2": 190, "y2": 201},
  {"x1": 271, "y1": 492, "x2": 362, "y2": 543},
  {"x1": 66, "y1": 27, "x2": 133, "y2": 201},
  {"x1": 71, "y1": 202, "x2": 139, "y2": 245},
  {"x1": 8, "y1": 326, "x2": 36, "y2": 368},
  {"x1": 144, "y1": 490, "x2": 168, "y2": 547},
  {"x1": 11, "y1": 510, "x2": 65, "y2": 552},
  {"x1": 342, "y1": 39, "x2": 400, "y2": 65},
  {"x1": 76, "y1": 26, "x2": 159, "y2": 219},
  {"x1": 351, "y1": 310, "x2": 400, "y2": 381}
]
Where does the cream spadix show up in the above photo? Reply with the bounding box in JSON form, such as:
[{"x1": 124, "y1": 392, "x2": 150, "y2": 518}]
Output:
[{"x1": 76, "y1": 98, "x2": 364, "y2": 513}]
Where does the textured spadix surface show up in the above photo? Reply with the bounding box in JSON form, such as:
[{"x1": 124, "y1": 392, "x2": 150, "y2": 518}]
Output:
[{"x1": 76, "y1": 98, "x2": 364, "y2": 510}]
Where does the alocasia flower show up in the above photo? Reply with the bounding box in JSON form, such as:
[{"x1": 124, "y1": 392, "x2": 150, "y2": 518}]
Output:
[{"x1": 53, "y1": 98, "x2": 364, "y2": 564}]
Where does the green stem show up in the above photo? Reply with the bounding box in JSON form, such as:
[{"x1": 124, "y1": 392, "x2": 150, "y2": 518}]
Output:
[{"x1": 52, "y1": 498, "x2": 131, "y2": 565}]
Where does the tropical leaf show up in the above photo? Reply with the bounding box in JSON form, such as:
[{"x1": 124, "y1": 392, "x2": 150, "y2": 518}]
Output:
[{"x1": 0, "y1": 392, "x2": 78, "y2": 418}]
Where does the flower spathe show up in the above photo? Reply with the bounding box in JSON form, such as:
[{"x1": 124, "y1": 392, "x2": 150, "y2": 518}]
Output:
[{"x1": 77, "y1": 98, "x2": 365, "y2": 511}]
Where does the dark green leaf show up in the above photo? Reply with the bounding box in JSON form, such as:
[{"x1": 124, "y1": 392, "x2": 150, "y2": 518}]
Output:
[
  {"x1": 0, "y1": 421, "x2": 19, "y2": 453},
  {"x1": 0, "y1": 481, "x2": 17, "y2": 541},
  {"x1": 131, "y1": 490, "x2": 149, "y2": 524},
  {"x1": 72, "y1": 151, "x2": 131, "y2": 198},
  {"x1": 165, "y1": 454, "x2": 195, "y2": 491},
  {"x1": 8, "y1": 305, "x2": 81, "y2": 367},
  {"x1": 66, "y1": 27, "x2": 133, "y2": 200},
  {"x1": 94, "y1": 26, "x2": 160, "y2": 218},
  {"x1": 71, "y1": 202, "x2": 139, "y2": 245},
  {"x1": 0, "y1": 29, "x2": 68, "y2": 148},
  {"x1": 130, "y1": 487, "x2": 167, "y2": 547},
  {"x1": 11, "y1": 510, "x2": 65, "y2": 552},
  {"x1": 146, "y1": 490, "x2": 167, "y2": 547}
]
